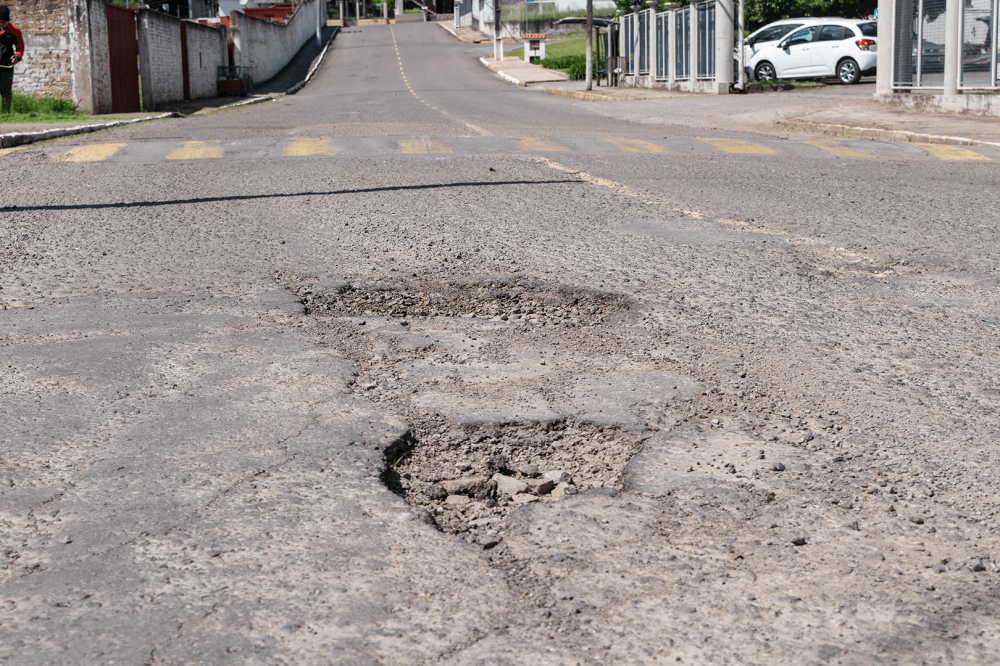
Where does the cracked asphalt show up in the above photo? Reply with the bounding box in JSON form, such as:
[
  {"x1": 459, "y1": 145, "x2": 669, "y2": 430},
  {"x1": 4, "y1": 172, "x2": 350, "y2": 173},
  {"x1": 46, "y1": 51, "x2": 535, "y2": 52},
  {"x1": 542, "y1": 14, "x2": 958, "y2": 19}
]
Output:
[{"x1": 2, "y1": 20, "x2": 1000, "y2": 666}]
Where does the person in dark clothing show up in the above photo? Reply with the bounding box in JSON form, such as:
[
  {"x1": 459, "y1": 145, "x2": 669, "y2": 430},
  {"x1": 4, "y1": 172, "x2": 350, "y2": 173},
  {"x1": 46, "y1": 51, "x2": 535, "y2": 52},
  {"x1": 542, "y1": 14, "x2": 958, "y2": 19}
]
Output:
[{"x1": 0, "y1": 6, "x2": 25, "y2": 114}]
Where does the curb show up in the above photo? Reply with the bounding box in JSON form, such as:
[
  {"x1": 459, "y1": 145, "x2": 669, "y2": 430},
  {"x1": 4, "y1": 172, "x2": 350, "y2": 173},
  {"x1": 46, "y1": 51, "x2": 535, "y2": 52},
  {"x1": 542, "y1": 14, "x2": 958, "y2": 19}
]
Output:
[
  {"x1": 0, "y1": 112, "x2": 180, "y2": 149},
  {"x1": 439, "y1": 21, "x2": 488, "y2": 43},
  {"x1": 479, "y1": 57, "x2": 527, "y2": 87},
  {"x1": 287, "y1": 26, "x2": 340, "y2": 94},
  {"x1": 774, "y1": 119, "x2": 1000, "y2": 149},
  {"x1": 543, "y1": 88, "x2": 646, "y2": 102}
]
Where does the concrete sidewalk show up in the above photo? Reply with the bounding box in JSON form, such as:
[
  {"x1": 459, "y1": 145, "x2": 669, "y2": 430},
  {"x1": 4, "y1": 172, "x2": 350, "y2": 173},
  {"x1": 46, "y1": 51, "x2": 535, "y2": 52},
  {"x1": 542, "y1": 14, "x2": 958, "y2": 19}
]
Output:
[
  {"x1": 480, "y1": 55, "x2": 568, "y2": 86},
  {"x1": 526, "y1": 80, "x2": 1000, "y2": 148}
]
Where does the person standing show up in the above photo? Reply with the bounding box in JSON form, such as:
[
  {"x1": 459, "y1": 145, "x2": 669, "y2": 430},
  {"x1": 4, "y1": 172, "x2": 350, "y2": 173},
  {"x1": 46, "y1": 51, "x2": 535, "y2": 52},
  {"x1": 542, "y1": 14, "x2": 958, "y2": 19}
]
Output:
[{"x1": 0, "y1": 6, "x2": 25, "y2": 114}]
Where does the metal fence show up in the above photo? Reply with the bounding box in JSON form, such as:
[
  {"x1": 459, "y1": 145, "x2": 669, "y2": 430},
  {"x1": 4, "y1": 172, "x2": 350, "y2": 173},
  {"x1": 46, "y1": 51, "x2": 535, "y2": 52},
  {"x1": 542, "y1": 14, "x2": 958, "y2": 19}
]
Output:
[
  {"x1": 675, "y1": 5, "x2": 690, "y2": 79},
  {"x1": 623, "y1": 11, "x2": 637, "y2": 75},
  {"x1": 892, "y1": 0, "x2": 998, "y2": 89},
  {"x1": 696, "y1": 1, "x2": 715, "y2": 79},
  {"x1": 638, "y1": 9, "x2": 650, "y2": 74},
  {"x1": 655, "y1": 11, "x2": 669, "y2": 79}
]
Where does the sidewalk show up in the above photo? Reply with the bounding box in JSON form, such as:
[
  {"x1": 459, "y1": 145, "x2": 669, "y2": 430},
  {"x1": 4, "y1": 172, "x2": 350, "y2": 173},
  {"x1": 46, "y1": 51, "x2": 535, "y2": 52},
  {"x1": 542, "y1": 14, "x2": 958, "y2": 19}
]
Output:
[
  {"x1": 480, "y1": 55, "x2": 568, "y2": 86},
  {"x1": 438, "y1": 21, "x2": 490, "y2": 43},
  {"x1": 524, "y1": 79, "x2": 1000, "y2": 148}
]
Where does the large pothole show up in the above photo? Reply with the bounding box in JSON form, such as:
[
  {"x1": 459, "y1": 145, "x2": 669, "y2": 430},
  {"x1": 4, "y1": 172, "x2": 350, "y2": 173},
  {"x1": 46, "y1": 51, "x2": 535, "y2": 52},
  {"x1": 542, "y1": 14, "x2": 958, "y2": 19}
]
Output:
[
  {"x1": 385, "y1": 416, "x2": 649, "y2": 548},
  {"x1": 283, "y1": 272, "x2": 708, "y2": 548}
]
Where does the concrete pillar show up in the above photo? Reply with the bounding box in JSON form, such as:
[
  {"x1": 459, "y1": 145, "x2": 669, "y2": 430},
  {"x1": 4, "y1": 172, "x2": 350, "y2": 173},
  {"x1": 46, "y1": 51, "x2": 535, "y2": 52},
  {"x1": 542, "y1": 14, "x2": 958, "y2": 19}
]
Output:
[
  {"x1": 944, "y1": 0, "x2": 960, "y2": 94},
  {"x1": 715, "y1": 0, "x2": 733, "y2": 92},
  {"x1": 667, "y1": 4, "x2": 677, "y2": 84},
  {"x1": 689, "y1": 2, "x2": 697, "y2": 85},
  {"x1": 647, "y1": 0, "x2": 657, "y2": 87},
  {"x1": 396, "y1": 0, "x2": 402, "y2": 19},
  {"x1": 875, "y1": 0, "x2": 893, "y2": 94},
  {"x1": 339, "y1": 0, "x2": 344, "y2": 20},
  {"x1": 318, "y1": 0, "x2": 324, "y2": 43}
]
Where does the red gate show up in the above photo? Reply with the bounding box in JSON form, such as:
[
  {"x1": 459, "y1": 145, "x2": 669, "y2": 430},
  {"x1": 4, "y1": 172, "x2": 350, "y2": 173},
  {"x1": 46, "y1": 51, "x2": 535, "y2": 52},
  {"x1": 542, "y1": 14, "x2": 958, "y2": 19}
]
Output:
[{"x1": 105, "y1": 4, "x2": 141, "y2": 113}]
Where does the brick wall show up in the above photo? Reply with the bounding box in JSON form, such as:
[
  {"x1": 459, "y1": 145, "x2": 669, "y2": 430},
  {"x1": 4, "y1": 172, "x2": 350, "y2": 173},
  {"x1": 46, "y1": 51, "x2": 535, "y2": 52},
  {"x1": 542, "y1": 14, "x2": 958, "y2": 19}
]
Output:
[{"x1": 8, "y1": 0, "x2": 73, "y2": 98}]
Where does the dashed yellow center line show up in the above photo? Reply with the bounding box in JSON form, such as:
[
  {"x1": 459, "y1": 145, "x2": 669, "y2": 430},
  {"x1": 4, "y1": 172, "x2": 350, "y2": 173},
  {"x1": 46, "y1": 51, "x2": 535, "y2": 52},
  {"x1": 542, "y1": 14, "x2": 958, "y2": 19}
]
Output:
[
  {"x1": 58, "y1": 143, "x2": 128, "y2": 162},
  {"x1": 283, "y1": 137, "x2": 336, "y2": 157},
  {"x1": 696, "y1": 137, "x2": 778, "y2": 155},
  {"x1": 166, "y1": 141, "x2": 224, "y2": 160},
  {"x1": 919, "y1": 144, "x2": 991, "y2": 161},
  {"x1": 398, "y1": 139, "x2": 452, "y2": 154},
  {"x1": 801, "y1": 140, "x2": 877, "y2": 158},
  {"x1": 605, "y1": 138, "x2": 667, "y2": 154},
  {"x1": 515, "y1": 137, "x2": 570, "y2": 152}
]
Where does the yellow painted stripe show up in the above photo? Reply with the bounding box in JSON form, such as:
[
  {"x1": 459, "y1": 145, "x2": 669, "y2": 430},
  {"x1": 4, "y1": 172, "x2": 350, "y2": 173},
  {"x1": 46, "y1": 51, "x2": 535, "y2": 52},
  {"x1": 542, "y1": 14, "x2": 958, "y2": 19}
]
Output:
[
  {"x1": 166, "y1": 141, "x2": 224, "y2": 160},
  {"x1": 0, "y1": 145, "x2": 26, "y2": 159},
  {"x1": 697, "y1": 137, "x2": 778, "y2": 155},
  {"x1": 59, "y1": 143, "x2": 128, "y2": 162},
  {"x1": 398, "y1": 139, "x2": 452, "y2": 154},
  {"x1": 283, "y1": 137, "x2": 336, "y2": 157},
  {"x1": 604, "y1": 138, "x2": 666, "y2": 154},
  {"x1": 801, "y1": 140, "x2": 876, "y2": 158},
  {"x1": 514, "y1": 137, "x2": 570, "y2": 152},
  {"x1": 919, "y1": 144, "x2": 991, "y2": 161}
]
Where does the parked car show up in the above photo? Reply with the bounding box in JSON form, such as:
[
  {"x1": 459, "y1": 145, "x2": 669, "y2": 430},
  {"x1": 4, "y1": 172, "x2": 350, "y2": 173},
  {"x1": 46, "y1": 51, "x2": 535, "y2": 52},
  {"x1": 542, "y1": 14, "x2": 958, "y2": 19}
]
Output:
[
  {"x1": 746, "y1": 18, "x2": 878, "y2": 84},
  {"x1": 734, "y1": 17, "x2": 828, "y2": 79}
]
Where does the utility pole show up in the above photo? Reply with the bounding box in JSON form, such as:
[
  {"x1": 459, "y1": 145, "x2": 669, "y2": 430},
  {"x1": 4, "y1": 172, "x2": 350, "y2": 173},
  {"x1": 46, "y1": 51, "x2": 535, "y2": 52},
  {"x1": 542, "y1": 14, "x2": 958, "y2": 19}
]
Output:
[
  {"x1": 585, "y1": 0, "x2": 593, "y2": 90},
  {"x1": 494, "y1": 0, "x2": 502, "y2": 61},
  {"x1": 737, "y1": 0, "x2": 745, "y2": 90}
]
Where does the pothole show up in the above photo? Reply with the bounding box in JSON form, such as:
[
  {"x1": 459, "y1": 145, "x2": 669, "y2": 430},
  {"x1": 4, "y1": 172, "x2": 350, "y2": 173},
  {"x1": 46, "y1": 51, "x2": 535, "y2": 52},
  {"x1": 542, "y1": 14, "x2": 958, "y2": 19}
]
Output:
[
  {"x1": 288, "y1": 273, "x2": 628, "y2": 326},
  {"x1": 385, "y1": 416, "x2": 649, "y2": 549}
]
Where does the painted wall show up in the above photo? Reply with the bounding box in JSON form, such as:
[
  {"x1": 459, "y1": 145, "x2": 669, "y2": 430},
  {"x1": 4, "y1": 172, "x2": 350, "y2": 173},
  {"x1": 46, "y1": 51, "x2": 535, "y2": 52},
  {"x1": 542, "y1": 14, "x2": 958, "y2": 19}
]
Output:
[
  {"x1": 230, "y1": 0, "x2": 320, "y2": 84},
  {"x1": 137, "y1": 9, "x2": 183, "y2": 110},
  {"x1": 185, "y1": 21, "x2": 228, "y2": 99},
  {"x1": 137, "y1": 9, "x2": 228, "y2": 109}
]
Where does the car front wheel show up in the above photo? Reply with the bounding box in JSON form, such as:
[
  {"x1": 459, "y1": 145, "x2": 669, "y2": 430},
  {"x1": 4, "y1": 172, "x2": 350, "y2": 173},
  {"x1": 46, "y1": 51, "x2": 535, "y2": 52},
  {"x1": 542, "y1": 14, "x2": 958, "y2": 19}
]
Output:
[
  {"x1": 838, "y1": 58, "x2": 861, "y2": 84},
  {"x1": 754, "y1": 62, "x2": 776, "y2": 82}
]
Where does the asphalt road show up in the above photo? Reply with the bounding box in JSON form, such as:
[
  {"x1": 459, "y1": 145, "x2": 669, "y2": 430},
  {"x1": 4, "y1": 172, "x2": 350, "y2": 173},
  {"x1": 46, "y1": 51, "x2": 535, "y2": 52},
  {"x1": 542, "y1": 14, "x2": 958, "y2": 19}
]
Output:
[{"x1": 3, "y1": 21, "x2": 1000, "y2": 666}]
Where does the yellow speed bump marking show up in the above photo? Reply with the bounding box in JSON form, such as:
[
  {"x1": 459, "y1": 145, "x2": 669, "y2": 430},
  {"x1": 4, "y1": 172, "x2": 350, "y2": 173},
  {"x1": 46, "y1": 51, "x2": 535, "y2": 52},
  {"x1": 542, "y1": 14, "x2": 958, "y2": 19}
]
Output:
[
  {"x1": 166, "y1": 141, "x2": 224, "y2": 160},
  {"x1": 801, "y1": 140, "x2": 876, "y2": 158},
  {"x1": 0, "y1": 145, "x2": 26, "y2": 159},
  {"x1": 696, "y1": 137, "x2": 778, "y2": 155},
  {"x1": 58, "y1": 143, "x2": 127, "y2": 162},
  {"x1": 919, "y1": 144, "x2": 991, "y2": 161},
  {"x1": 605, "y1": 138, "x2": 666, "y2": 154},
  {"x1": 398, "y1": 139, "x2": 452, "y2": 154},
  {"x1": 514, "y1": 137, "x2": 570, "y2": 152},
  {"x1": 283, "y1": 137, "x2": 336, "y2": 157}
]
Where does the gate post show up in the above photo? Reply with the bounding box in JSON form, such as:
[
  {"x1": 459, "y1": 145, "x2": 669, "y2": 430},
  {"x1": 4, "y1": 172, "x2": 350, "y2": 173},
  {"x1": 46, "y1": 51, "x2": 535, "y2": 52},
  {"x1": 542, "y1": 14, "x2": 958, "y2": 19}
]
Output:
[
  {"x1": 943, "y1": 0, "x2": 960, "y2": 94},
  {"x1": 876, "y1": 0, "x2": 893, "y2": 95},
  {"x1": 715, "y1": 0, "x2": 733, "y2": 92}
]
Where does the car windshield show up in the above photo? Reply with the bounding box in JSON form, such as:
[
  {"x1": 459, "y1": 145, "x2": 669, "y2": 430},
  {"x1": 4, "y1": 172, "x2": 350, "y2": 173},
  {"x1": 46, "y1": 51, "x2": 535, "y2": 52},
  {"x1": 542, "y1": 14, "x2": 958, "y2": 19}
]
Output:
[
  {"x1": 753, "y1": 23, "x2": 803, "y2": 43},
  {"x1": 857, "y1": 22, "x2": 877, "y2": 37}
]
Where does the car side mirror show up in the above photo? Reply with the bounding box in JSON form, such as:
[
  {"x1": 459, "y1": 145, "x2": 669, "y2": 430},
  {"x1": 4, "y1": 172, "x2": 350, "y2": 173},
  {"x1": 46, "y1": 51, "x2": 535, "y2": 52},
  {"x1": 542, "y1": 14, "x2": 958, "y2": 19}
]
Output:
[{"x1": 747, "y1": 37, "x2": 755, "y2": 48}]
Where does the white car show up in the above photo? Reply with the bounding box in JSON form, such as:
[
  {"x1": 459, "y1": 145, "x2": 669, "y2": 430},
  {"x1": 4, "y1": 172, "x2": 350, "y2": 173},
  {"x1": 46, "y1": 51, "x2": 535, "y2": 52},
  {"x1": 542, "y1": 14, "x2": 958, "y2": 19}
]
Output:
[
  {"x1": 735, "y1": 17, "x2": 828, "y2": 77},
  {"x1": 746, "y1": 18, "x2": 878, "y2": 84}
]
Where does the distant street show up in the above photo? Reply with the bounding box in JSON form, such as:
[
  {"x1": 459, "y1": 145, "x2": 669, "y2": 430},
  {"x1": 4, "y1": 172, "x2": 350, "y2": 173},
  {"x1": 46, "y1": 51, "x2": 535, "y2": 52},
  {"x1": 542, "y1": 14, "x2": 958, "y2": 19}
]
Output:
[{"x1": 2, "y1": 20, "x2": 1000, "y2": 665}]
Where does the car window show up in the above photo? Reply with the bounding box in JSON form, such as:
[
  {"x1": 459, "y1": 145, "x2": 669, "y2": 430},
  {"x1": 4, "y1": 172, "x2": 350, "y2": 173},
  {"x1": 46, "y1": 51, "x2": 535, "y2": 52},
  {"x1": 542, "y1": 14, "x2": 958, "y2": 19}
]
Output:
[
  {"x1": 754, "y1": 23, "x2": 803, "y2": 43},
  {"x1": 786, "y1": 27, "x2": 816, "y2": 46},
  {"x1": 857, "y1": 22, "x2": 877, "y2": 37},
  {"x1": 818, "y1": 25, "x2": 852, "y2": 41}
]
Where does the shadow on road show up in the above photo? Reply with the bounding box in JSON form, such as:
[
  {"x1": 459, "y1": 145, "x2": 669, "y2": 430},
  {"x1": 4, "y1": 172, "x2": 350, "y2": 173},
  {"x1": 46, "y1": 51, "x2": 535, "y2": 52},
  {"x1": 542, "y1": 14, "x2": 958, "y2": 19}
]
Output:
[{"x1": 0, "y1": 179, "x2": 578, "y2": 212}]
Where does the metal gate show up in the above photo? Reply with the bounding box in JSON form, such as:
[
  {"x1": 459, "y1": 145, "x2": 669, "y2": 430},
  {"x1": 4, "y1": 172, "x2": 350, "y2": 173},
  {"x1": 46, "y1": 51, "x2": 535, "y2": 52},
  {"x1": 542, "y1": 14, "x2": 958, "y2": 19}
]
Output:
[{"x1": 106, "y1": 4, "x2": 141, "y2": 113}]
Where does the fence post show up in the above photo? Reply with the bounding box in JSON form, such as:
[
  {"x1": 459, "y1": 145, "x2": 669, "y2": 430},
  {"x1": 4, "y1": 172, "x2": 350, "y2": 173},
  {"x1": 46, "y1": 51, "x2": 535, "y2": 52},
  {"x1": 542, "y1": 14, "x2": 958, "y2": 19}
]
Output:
[
  {"x1": 943, "y1": 0, "x2": 960, "y2": 94},
  {"x1": 715, "y1": 0, "x2": 733, "y2": 92},
  {"x1": 876, "y1": 0, "x2": 893, "y2": 94}
]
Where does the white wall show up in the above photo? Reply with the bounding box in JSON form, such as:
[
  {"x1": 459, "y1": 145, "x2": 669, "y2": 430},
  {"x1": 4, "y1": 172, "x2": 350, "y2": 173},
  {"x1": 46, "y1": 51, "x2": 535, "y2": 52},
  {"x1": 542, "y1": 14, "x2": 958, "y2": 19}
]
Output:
[
  {"x1": 137, "y1": 9, "x2": 228, "y2": 109},
  {"x1": 230, "y1": 0, "x2": 320, "y2": 84},
  {"x1": 186, "y1": 21, "x2": 228, "y2": 99}
]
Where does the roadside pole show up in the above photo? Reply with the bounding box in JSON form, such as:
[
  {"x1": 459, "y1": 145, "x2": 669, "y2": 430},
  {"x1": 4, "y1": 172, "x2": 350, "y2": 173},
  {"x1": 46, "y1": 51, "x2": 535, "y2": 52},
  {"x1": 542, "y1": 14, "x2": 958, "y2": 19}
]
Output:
[
  {"x1": 585, "y1": 0, "x2": 593, "y2": 90},
  {"x1": 494, "y1": 1, "x2": 503, "y2": 61},
  {"x1": 944, "y1": 0, "x2": 960, "y2": 94},
  {"x1": 737, "y1": 0, "x2": 745, "y2": 90}
]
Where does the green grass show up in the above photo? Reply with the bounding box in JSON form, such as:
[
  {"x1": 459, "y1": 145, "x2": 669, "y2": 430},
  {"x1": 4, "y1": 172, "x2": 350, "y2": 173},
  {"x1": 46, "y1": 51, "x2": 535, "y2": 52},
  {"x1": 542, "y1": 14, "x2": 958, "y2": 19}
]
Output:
[
  {"x1": 508, "y1": 36, "x2": 586, "y2": 61},
  {"x1": 1, "y1": 93, "x2": 87, "y2": 122}
]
